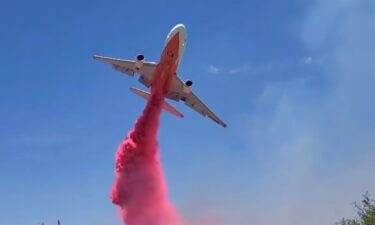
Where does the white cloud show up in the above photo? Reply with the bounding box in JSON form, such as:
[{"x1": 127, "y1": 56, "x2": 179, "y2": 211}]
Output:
[
  {"x1": 185, "y1": 1, "x2": 375, "y2": 224},
  {"x1": 206, "y1": 65, "x2": 220, "y2": 74},
  {"x1": 227, "y1": 58, "x2": 316, "y2": 75},
  {"x1": 303, "y1": 56, "x2": 313, "y2": 64},
  {"x1": 240, "y1": 0, "x2": 375, "y2": 224},
  {"x1": 229, "y1": 64, "x2": 251, "y2": 75}
]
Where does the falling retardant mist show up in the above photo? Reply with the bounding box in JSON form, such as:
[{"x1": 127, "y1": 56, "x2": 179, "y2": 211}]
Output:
[{"x1": 110, "y1": 73, "x2": 183, "y2": 225}]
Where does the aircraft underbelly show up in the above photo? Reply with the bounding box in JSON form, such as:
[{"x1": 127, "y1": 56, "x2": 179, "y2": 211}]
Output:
[{"x1": 165, "y1": 77, "x2": 183, "y2": 101}]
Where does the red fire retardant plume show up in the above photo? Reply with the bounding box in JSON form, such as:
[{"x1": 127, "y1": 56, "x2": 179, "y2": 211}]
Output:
[{"x1": 111, "y1": 86, "x2": 182, "y2": 225}]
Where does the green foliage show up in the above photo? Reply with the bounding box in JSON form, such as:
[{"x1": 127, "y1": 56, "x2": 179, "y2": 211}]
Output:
[
  {"x1": 337, "y1": 218, "x2": 360, "y2": 225},
  {"x1": 337, "y1": 192, "x2": 375, "y2": 225}
]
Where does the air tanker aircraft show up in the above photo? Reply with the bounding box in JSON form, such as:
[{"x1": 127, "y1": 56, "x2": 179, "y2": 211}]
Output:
[{"x1": 93, "y1": 24, "x2": 227, "y2": 128}]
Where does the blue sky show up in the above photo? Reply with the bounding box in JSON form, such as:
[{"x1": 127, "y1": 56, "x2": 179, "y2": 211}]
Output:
[{"x1": 1, "y1": 0, "x2": 374, "y2": 225}]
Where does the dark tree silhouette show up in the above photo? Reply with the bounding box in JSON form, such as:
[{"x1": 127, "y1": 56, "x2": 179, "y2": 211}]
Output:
[{"x1": 337, "y1": 192, "x2": 375, "y2": 225}]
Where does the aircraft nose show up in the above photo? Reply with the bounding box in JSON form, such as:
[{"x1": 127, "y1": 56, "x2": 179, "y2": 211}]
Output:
[
  {"x1": 166, "y1": 24, "x2": 186, "y2": 44},
  {"x1": 164, "y1": 24, "x2": 187, "y2": 63},
  {"x1": 174, "y1": 24, "x2": 186, "y2": 33},
  {"x1": 174, "y1": 24, "x2": 186, "y2": 39}
]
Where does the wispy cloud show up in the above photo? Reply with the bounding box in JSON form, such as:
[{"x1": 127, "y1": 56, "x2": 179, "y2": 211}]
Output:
[
  {"x1": 207, "y1": 65, "x2": 220, "y2": 74},
  {"x1": 241, "y1": 0, "x2": 375, "y2": 224},
  {"x1": 302, "y1": 56, "x2": 313, "y2": 64},
  {"x1": 193, "y1": 0, "x2": 375, "y2": 224},
  {"x1": 206, "y1": 57, "x2": 319, "y2": 76},
  {"x1": 229, "y1": 64, "x2": 252, "y2": 75}
]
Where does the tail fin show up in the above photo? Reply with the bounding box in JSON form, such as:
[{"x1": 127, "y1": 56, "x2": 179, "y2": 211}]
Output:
[{"x1": 130, "y1": 87, "x2": 184, "y2": 118}]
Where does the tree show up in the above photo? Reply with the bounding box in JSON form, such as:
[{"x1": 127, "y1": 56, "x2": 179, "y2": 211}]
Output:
[{"x1": 337, "y1": 192, "x2": 375, "y2": 225}]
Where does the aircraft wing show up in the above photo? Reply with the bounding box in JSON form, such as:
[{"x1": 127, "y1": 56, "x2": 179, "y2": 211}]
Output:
[
  {"x1": 93, "y1": 55, "x2": 157, "y2": 88},
  {"x1": 183, "y1": 90, "x2": 227, "y2": 128}
]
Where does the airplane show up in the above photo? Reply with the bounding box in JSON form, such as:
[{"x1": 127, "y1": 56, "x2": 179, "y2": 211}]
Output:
[{"x1": 93, "y1": 24, "x2": 227, "y2": 128}]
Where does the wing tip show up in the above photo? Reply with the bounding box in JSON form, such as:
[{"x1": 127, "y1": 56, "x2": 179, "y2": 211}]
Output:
[{"x1": 93, "y1": 54, "x2": 107, "y2": 61}]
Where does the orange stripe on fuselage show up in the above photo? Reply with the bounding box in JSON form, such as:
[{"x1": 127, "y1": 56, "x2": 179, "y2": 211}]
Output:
[{"x1": 151, "y1": 33, "x2": 180, "y2": 96}]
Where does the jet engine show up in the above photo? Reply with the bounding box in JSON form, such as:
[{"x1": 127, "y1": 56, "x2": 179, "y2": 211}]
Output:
[
  {"x1": 135, "y1": 54, "x2": 144, "y2": 69},
  {"x1": 183, "y1": 80, "x2": 193, "y2": 94},
  {"x1": 185, "y1": 80, "x2": 193, "y2": 87}
]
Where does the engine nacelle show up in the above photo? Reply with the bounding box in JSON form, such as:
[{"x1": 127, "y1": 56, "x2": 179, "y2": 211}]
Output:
[
  {"x1": 135, "y1": 54, "x2": 144, "y2": 70},
  {"x1": 183, "y1": 80, "x2": 193, "y2": 94},
  {"x1": 185, "y1": 80, "x2": 193, "y2": 87}
]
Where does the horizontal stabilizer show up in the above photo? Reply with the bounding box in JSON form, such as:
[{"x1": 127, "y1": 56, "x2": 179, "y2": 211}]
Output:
[{"x1": 130, "y1": 87, "x2": 184, "y2": 118}]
